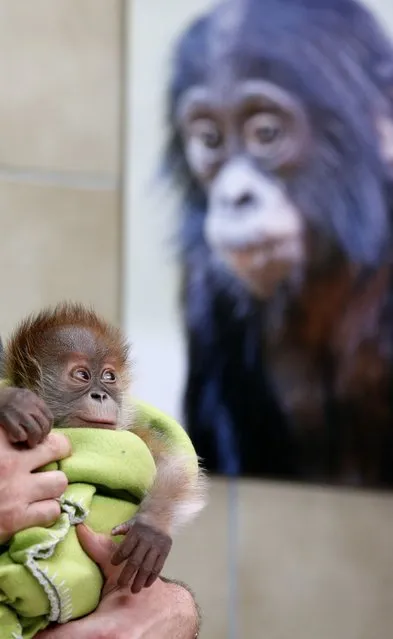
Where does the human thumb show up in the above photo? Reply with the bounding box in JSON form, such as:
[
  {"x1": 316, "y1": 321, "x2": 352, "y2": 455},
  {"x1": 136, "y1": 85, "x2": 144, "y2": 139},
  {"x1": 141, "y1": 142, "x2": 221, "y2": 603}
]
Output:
[{"x1": 76, "y1": 524, "x2": 117, "y2": 579}]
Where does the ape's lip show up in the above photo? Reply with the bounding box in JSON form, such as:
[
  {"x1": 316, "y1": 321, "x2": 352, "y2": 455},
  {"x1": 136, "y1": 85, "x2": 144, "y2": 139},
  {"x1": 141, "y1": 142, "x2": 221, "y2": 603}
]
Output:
[
  {"x1": 222, "y1": 245, "x2": 276, "y2": 272},
  {"x1": 220, "y1": 238, "x2": 304, "y2": 299},
  {"x1": 77, "y1": 417, "x2": 117, "y2": 427},
  {"x1": 222, "y1": 236, "x2": 303, "y2": 269},
  {"x1": 221, "y1": 235, "x2": 300, "y2": 254}
]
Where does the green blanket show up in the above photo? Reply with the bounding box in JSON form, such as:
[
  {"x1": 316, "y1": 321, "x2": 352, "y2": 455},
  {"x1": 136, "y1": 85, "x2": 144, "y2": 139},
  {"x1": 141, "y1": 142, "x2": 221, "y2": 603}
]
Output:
[{"x1": 0, "y1": 400, "x2": 196, "y2": 639}]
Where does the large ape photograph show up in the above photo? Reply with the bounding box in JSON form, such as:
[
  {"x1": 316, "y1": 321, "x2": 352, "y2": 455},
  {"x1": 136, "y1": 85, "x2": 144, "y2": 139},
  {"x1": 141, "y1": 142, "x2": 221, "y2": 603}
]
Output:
[{"x1": 130, "y1": 0, "x2": 393, "y2": 490}]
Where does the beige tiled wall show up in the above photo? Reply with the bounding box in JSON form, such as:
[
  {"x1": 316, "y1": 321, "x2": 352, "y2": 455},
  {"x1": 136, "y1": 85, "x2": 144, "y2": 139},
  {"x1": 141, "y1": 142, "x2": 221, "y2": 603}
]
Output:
[
  {"x1": 0, "y1": 183, "x2": 120, "y2": 336},
  {"x1": 166, "y1": 479, "x2": 393, "y2": 639},
  {"x1": 237, "y1": 480, "x2": 393, "y2": 639},
  {"x1": 0, "y1": 0, "x2": 122, "y2": 174},
  {"x1": 165, "y1": 479, "x2": 230, "y2": 639},
  {"x1": 168, "y1": 479, "x2": 393, "y2": 639},
  {"x1": 0, "y1": 0, "x2": 122, "y2": 338}
]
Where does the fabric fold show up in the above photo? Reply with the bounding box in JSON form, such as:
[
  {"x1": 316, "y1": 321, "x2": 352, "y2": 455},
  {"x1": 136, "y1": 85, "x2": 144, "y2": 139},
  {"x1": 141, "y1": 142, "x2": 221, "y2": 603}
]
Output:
[{"x1": 0, "y1": 426, "x2": 156, "y2": 638}]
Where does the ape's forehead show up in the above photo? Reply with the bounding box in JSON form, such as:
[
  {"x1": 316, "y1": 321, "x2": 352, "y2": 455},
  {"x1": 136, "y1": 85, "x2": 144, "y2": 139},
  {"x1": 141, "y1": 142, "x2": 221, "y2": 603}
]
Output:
[
  {"x1": 203, "y1": 0, "x2": 368, "y2": 73},
  {"x1": 198, "y1": 0, "x2": 317, "y2": 96},
  {"x1": 207, "y1": 0, "x2": 301, "y2": 60},
  {"x1": 176, "y1": 0, "x2": 387, "y2": 119},
  {"x1": 208, "y1": 0, "x2": 246, "y2": 62},
  {"x1": 45, "y1": 326, "x2": 110, "y2": 362},
  {"x1": 207, "y1": 0, "x2": 360, "y2": 53}
]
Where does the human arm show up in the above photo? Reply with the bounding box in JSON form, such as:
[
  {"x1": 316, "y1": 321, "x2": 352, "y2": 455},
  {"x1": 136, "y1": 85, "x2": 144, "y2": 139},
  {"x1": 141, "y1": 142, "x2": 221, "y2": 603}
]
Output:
[{"x1": 37, "y1": 524, "x2": 200, "y2": 639}]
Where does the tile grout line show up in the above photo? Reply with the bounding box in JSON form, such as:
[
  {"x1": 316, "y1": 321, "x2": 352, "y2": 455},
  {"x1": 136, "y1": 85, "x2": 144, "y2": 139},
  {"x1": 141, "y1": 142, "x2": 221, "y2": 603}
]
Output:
[
  {"x1": 0, "y1": 165, "x2": 119, "y2": 192},
  {"x1": 228, "y1": 479, "x2": 239, "y2": 639}
]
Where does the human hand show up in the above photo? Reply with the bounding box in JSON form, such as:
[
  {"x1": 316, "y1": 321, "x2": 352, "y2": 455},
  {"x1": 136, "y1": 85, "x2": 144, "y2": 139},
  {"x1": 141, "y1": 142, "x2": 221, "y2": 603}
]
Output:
[
  {"x1": 0, "y1": 428, "x2": 71, "y2": 542},
  {"x1": 37, "y1": 525, "x2": 200, "y2": 639}
]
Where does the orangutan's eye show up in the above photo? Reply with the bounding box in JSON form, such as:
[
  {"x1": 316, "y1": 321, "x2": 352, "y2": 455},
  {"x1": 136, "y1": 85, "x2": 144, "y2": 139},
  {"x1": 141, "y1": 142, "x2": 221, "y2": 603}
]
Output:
[
  {"x1": 71, "y1": 368, "x2": 91, "y2": 382},
  {"x1": 102, "y1": 369, "x2": 116, "y2": 383}
]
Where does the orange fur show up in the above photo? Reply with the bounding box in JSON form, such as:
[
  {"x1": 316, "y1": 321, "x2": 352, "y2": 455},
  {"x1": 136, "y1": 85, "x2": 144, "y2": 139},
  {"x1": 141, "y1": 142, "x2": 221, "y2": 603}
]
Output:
[
  {"x1": 5, "y1": 302, "x2": 130, "y2": 389},
  {"x1": 137, "y1": 453, "x2": 207, "y2": 534},
  {"x1": 132, "y1": 424, "x2": 207, "y2": 533},
  {"x1": 132, "y1": 424, "x2": 172, "y2": 460}
]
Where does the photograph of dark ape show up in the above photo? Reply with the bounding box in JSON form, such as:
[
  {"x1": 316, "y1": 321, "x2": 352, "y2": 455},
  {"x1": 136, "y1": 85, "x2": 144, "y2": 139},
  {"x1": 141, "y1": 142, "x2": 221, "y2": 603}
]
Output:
[{"x1": 164, "y1": 0, "x2": 393, "y2": 487}]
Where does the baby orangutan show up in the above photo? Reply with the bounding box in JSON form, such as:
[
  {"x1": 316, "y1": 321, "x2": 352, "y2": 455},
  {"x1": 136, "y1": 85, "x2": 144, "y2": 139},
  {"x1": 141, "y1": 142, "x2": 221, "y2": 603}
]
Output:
[{"x1": 0, "y1": 303, "x2": 206, "y2": 594}]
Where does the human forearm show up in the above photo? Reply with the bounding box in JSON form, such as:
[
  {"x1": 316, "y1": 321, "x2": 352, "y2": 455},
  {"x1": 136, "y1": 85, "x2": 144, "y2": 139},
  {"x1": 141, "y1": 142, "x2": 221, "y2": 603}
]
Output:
[
  {"x1": 132, "y1": 578, "x2": 200, "y2": 639},
  {"x1": 37, "y1": 579, "x2": 200, "y2": 639}
]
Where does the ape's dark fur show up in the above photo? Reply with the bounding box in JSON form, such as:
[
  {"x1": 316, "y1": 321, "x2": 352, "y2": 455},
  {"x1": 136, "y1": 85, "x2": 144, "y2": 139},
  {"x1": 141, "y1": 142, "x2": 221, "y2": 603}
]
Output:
[{"x1": 165, "y1": 0, "x2": 393, "y2": 484}]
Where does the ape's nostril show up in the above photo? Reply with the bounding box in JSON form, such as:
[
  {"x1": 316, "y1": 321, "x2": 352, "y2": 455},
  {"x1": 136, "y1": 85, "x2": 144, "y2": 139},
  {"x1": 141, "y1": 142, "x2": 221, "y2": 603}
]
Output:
[
  {"x1": 90, "y1": 392, "x2": 108, "y2": 403},
  {"x1": 234, "y1": 192, "x2": 254, "y2": 208}
]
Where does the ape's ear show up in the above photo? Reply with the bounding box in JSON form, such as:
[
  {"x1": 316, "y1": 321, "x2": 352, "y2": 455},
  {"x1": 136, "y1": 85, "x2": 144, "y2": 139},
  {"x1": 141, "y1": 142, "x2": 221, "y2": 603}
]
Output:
[{"x1": 376, "y1": 115, "x2": 393, "y2": 173}]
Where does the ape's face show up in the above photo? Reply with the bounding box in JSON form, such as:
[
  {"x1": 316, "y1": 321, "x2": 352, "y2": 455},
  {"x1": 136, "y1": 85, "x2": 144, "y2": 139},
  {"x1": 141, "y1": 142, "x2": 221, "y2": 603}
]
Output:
[
  {"x1": 173, "y1": 0, "x2": 393, "y2": 299},
  {"x1": 177, "y1": 78, "x2": 315, "y2": 297}
]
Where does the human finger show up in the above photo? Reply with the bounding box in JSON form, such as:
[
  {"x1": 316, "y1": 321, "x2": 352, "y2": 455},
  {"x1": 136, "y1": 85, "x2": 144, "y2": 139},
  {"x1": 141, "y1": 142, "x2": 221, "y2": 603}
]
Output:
[
  {"x1": 76, "y1": 524, "x2": 117, "y2": 577},
  {"x1": 24, "y1": 499, "x2": 62, "y2": 529},
  {"x1": 29, "y1": 470, "x2": 68, "y2": 502},
  {"x1": 22, "y1": 432, "x2": 72, "y2": 470}
]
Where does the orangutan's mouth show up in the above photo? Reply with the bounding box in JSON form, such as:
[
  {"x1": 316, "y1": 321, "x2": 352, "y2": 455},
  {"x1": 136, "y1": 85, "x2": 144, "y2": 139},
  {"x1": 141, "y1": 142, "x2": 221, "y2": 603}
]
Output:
[{"x1": 75, "y1": 417, "x2": 117, "y2": 429}]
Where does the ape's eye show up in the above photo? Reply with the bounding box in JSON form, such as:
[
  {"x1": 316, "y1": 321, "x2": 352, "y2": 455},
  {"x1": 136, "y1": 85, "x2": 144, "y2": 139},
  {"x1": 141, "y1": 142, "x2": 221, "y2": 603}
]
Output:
[
  {"x1": 71, "y1": 368, "x2": 91, "y2": 382},
  {"x1": 102, "y1": 369, "x2": 116, "y2": 383},
  {"x1": 246, "y1": 113, "x2": 283, "y2": 149},
  {"x1": 191, "y1": 119, "x2": 222, "y2": 150}
]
